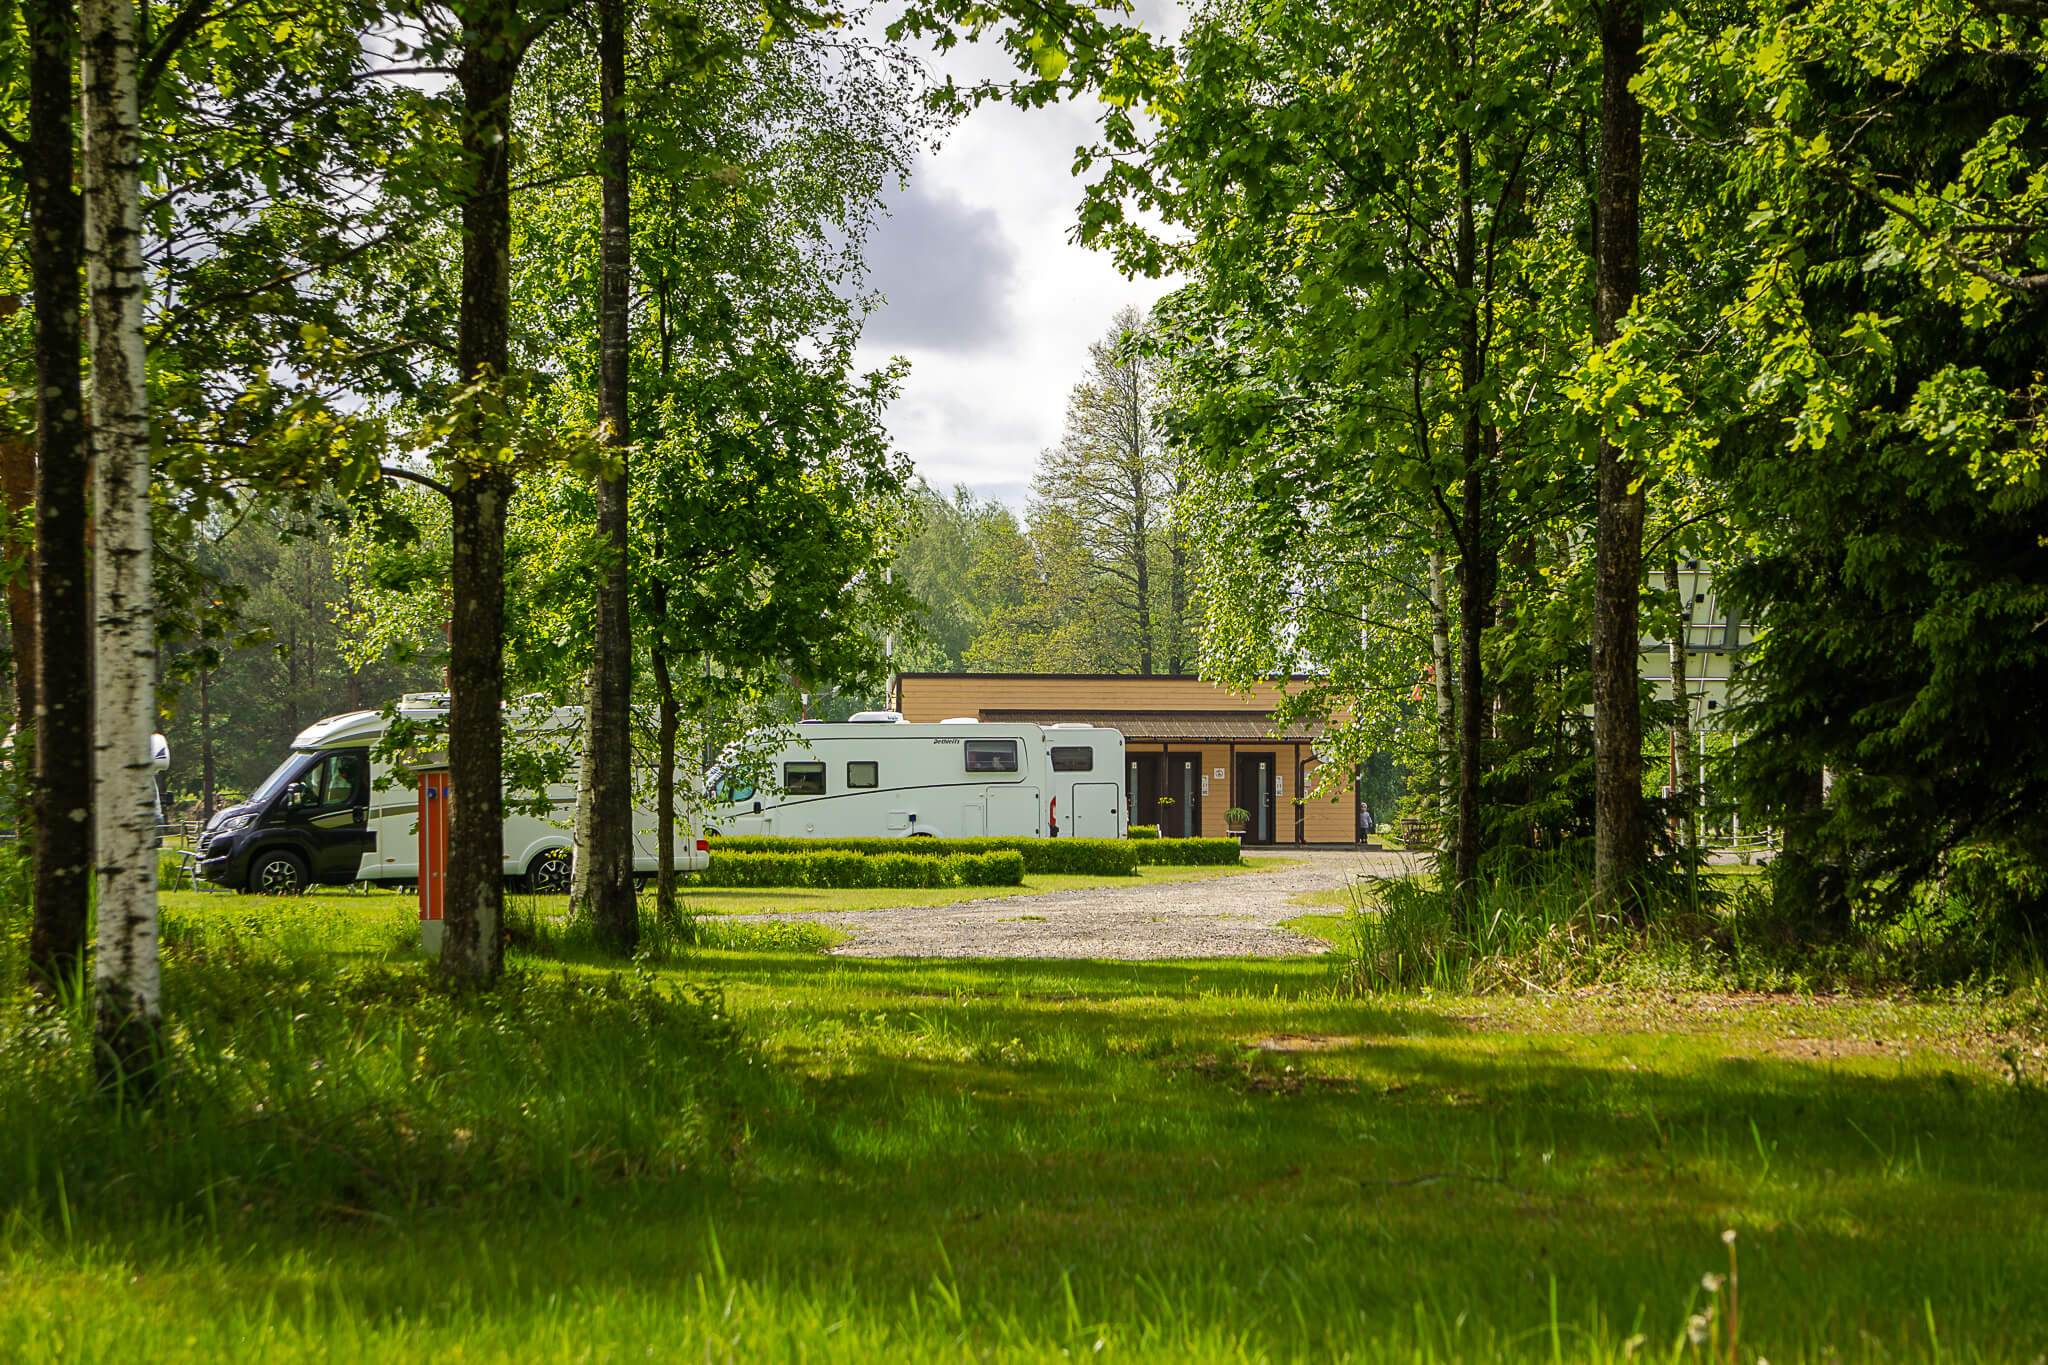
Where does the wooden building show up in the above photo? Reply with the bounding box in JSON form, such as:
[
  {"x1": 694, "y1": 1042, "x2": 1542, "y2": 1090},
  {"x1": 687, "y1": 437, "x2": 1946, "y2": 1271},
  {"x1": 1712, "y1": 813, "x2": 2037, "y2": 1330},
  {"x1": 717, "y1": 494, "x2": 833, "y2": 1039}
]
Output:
[{"x1": 888, "y1": 673, "x2": 1360, "y2": 846}]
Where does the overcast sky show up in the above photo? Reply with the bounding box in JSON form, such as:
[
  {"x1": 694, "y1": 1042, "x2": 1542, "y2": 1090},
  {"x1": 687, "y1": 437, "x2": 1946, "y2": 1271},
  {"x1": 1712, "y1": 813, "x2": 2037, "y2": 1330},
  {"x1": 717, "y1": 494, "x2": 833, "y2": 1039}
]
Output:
[{"x1": 852, "y1": 19, "x2": 1181, "y2": 511}]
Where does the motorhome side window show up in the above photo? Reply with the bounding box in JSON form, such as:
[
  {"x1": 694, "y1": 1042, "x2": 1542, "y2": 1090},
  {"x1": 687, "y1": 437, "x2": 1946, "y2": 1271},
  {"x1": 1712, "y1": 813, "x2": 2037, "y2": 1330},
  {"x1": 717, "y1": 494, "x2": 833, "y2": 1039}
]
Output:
[
  {"x1": 847, "y1": 761, "x2": 878, "y2": 789},
  {"x1": 963, "y1": 739, "x2": 1019, "y2": 773},
  {"x1": 1050, "y1": 746, "x2": 1093, "y2": 772},
  {"x1": 783, "y1": 761, "x2": 827, "y2": 795}
]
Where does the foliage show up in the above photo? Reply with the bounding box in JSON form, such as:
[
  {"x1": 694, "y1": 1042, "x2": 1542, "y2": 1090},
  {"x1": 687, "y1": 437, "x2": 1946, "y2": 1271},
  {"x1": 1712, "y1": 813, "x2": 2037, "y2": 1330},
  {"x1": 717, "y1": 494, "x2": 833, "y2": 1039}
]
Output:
[
  {"x1": 704, "y1": 835, "x2": 1142, "y2": 876},
  {"x1": 1126, "y1": 837, "x2": 1241, "y2": 867},
  {"x1": 694, "y1": 849, "x2": 1027, "y2": 888},
  {"x1": 1125, "y1": 824, "x2": 1157, "y2": 839}
]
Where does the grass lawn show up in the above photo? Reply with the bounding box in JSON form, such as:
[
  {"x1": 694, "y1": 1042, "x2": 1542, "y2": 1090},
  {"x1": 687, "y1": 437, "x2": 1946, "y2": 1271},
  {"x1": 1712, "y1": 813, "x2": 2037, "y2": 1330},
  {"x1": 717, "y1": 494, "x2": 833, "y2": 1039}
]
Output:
[{"x1": 3, "y1": 886, "x2": 2044, "y2": 1362}]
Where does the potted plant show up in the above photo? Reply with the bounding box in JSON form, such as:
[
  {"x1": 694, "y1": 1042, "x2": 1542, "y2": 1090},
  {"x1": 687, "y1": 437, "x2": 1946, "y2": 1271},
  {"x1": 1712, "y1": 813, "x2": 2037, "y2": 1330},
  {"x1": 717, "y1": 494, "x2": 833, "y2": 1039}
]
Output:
[{"x1": 1224, "y1": 806, "x2": 1250, "y2": 839}]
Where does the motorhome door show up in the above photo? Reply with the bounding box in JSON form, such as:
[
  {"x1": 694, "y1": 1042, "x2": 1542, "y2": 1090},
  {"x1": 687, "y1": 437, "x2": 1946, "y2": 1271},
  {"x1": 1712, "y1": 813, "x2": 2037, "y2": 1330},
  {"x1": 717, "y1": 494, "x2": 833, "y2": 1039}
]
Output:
[{"x1": 1068, "y1": 783, "x2": 1121, "y2": 838}]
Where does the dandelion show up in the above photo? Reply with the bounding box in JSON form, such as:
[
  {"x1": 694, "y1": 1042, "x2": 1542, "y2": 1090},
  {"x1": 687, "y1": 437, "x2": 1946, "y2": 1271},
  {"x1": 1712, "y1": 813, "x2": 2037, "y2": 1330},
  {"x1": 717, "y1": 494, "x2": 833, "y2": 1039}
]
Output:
[
  {"x1": 1702, "y1": 1272, "x2": 1726, "y2": 1294},
  {"x1": 1722, "y1": 1228, "x2": 1738, "y2": 1245}
]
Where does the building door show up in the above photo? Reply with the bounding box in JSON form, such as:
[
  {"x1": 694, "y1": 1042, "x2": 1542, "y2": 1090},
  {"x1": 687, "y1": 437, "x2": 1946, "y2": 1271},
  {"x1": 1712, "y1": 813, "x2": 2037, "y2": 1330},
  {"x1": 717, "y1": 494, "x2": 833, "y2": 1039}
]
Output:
[
  {"x1": 1235, "y1": 753, "x2": 1277, "y2": 845},
  {"x1": 1127, "y1": 753, "x2": 1163, "y2": 829},
  {"x1": 1164, "y1": 754, "x2": 1199, "y2": 837}
]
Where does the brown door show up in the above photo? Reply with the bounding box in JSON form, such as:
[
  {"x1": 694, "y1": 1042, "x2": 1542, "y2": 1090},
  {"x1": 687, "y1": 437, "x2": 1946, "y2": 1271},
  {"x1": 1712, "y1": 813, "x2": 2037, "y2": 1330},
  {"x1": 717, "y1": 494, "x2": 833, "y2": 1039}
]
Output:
[
  {"x1": 1127, "y1": 753, "x2": 1163, "y2": 830},
  {"x1": 1234, "y1": 753, "x2": 1277, "y2": 845}
]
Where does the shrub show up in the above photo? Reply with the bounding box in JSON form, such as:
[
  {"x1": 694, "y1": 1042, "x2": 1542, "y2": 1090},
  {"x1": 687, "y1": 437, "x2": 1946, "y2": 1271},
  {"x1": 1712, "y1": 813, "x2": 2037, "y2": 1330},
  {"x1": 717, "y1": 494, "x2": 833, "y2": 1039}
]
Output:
[
  {"x1": 1127, "y1": 825, "x2": 1159, "y2": 839},
  {"x1": 703, "y1": 836, "x2": 1138, "y2": 877},
  {"x1": 1129, "y1": 838, "x2": 1242, "y2": 867},
  {"x1": 694, "y1": 849, "x2": 1027, "y2": 889}
]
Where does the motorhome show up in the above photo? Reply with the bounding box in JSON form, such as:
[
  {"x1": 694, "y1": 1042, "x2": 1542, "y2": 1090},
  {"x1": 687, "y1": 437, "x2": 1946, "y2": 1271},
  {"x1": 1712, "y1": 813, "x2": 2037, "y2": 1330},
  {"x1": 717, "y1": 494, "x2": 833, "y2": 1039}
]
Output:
[
  {"x1": 194, "y1": 694, "x2": 709, "y2": 894},
  {"x1": 704, "y1": 714, "x2": 1126, "y2": 840}
]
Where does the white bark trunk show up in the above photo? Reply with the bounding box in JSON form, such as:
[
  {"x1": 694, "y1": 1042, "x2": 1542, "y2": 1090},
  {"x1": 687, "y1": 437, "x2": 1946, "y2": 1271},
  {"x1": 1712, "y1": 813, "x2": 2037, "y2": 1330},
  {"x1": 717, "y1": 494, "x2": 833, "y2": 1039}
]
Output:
[{"x1": 83, "y1": 0, "x2": 158, "y2": 1079}]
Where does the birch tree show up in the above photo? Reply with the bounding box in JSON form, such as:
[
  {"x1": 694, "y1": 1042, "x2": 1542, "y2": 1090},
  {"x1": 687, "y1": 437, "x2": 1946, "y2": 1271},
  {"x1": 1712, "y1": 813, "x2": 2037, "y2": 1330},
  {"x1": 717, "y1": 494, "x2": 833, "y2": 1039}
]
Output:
[{"x1": 82, "y1": 0, "x2": 160, "y2": 1087}]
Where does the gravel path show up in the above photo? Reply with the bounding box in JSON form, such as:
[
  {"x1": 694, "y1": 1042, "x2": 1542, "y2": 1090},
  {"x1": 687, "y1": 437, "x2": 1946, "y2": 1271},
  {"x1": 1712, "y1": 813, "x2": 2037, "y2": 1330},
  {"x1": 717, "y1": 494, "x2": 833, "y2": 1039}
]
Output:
[{"x1": 756, "y1": 848, "x2": 1428, "y2": 960}]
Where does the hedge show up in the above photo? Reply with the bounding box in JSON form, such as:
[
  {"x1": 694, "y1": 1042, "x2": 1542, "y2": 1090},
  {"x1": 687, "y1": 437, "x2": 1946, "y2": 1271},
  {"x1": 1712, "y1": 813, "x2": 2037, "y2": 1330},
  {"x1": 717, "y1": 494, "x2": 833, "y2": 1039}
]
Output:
[
  {"x1": 1127, "y1": 824, "x2": 1159, "y2": 839},
  {"x1": 1128, "y1": 838, "x2": 1243, "y2": 867},
  {"x1": 705, "y1": 835, "x2": 1139, "y2": 877},
  {"x1": 694, "y1": 849, "x2": 1027, "y2": 889}
]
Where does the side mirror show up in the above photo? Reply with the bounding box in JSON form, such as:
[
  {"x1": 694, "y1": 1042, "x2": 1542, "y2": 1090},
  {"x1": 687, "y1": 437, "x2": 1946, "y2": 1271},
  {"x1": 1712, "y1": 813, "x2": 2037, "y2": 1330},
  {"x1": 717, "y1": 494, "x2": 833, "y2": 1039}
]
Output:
[
  {"x1": 751, "y1": 800, "x2": 762, "y2": 814},
  {"x1": 284, "y1": 782, "x2": 311, "y2": 808}
]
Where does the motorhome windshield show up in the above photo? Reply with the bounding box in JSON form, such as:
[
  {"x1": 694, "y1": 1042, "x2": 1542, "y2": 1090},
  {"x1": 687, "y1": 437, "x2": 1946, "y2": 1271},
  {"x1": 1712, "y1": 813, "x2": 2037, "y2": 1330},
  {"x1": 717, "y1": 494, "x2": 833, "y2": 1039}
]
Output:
[{"x1": 249, "y1": 751, "x2": 315, "y2": 807}]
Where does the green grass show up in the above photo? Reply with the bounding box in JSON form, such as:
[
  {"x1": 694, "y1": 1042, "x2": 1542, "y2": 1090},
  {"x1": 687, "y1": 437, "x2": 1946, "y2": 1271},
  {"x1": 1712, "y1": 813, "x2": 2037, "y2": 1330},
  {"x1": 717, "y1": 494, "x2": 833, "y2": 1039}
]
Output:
[{"x1": 3, "y1": 884, "x2": 2045, "y2": 1362}]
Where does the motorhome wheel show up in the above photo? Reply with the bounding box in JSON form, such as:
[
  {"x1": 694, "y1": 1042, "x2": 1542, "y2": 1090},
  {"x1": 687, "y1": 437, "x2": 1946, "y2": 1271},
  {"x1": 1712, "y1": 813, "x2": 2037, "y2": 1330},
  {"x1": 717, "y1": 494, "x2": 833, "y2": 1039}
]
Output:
[
  {"x1": 249, "y1": 850, "x2": 309, "y2": 896},
  {"x1": 528, "y1": 848, "x2": 573, "y2": 894}
]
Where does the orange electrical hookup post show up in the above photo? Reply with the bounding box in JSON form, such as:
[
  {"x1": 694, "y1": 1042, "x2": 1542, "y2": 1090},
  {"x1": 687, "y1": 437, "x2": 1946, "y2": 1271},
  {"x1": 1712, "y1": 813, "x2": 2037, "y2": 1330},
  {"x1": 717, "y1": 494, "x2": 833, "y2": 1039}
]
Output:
[{"x1": 418, "y1": 766, "x2": 454, "y2": 954}]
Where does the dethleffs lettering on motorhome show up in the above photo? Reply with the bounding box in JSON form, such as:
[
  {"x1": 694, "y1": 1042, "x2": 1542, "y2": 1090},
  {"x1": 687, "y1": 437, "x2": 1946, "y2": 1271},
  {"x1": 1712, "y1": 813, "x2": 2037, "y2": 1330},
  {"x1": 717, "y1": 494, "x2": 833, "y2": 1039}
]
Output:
[
  {"x1": 704, "y1": 713, "x2": 1126, "y2": 840},
  {"x1": 193, "y1": 694, "x2": 709, "y2": 895}
]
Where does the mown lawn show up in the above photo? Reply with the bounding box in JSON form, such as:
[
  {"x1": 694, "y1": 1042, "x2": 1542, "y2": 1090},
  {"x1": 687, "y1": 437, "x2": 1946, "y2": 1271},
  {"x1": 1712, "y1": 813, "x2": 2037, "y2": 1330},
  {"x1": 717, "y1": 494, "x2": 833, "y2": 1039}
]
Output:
[{"x1": 2, "y1": 888, "x2": 2044, "y2": 1363}]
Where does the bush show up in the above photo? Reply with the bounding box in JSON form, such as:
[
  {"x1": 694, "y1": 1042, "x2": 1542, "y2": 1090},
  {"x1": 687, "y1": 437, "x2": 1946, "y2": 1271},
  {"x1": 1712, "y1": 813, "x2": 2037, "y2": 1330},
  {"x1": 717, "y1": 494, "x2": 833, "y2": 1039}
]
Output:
[
  {"x1": 1127, "y1": 825, "x2": 1159, "y2": 839},
  {"x1": 695, "y1": 849, "x2": 1027, "y2": 889},
  {"x1": 703, "y1": 836, "x2": 1138, "y2": 877},
  {"x1": 1129, "y1": 838, "x2": 1242, "y2": 867}
]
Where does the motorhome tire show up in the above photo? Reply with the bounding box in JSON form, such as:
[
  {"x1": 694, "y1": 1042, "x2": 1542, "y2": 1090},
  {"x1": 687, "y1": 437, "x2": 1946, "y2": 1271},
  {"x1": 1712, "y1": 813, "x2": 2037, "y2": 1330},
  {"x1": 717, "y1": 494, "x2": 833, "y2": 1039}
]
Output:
[
  {"x1": 249, "y1": 850, "x2": 309, "y2": 896},
  {"x1": 528, "y1": 848, "x2": 573, "y2": 895},
  {"x1": 909, "y1": 831, "x2": 936, "y2": 838}
]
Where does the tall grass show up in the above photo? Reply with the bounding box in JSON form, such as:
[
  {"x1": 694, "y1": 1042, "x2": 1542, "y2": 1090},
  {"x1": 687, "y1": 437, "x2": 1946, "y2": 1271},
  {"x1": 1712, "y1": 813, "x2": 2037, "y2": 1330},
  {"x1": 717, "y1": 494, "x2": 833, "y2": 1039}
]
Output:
[
  {"x1": 0, "y1": 935, "x2": 765, "y2": 1233},
  {"x1": 1338, "y1": 862, "x2": 2048, "y2": 996}
]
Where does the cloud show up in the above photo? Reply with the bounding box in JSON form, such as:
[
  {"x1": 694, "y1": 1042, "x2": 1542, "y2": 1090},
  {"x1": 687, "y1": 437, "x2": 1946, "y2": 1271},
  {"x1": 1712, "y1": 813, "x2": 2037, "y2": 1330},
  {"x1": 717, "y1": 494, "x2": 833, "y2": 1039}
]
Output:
[{"x1": 861, "y1": 175, "x2": 1019, "y2": 353}]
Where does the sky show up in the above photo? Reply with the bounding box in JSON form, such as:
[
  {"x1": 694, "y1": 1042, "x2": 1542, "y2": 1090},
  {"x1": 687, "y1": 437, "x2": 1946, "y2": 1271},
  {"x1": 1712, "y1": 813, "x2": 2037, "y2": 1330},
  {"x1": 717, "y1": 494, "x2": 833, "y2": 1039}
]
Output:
[{"x1": 851, "y1": 19, "x2": 1181, "y2": 512}]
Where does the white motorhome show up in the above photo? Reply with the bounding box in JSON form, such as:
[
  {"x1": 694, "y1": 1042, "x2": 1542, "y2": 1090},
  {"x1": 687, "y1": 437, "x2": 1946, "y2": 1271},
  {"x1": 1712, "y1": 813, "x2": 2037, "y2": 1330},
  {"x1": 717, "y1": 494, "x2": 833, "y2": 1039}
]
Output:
[
  {"x1": 194, "y1": 694, "x2": 709, "y2": 894},
  {"x1": 704, "y1": 714, "x2": 1126, "y2": 840},
  {"x1": 1038, "y1": 723, "x2": 1126, "y2": 839}
]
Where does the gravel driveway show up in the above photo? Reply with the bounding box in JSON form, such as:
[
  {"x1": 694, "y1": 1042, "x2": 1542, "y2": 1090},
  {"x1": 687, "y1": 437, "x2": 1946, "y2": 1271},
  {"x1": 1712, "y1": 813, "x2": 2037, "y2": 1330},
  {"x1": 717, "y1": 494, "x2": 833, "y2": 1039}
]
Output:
[{"x1": 757, "y1": 848, "x2": 1427, "y2": 960}]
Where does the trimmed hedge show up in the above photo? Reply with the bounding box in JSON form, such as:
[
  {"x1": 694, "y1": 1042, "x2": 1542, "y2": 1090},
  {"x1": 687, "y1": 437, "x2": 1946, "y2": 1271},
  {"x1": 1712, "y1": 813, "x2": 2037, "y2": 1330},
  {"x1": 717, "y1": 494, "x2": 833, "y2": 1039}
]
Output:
[
  {"x1": 1129, "y1": 838, "x2": 1243, "y2": 867},
  {"x1": 1126, "y1": 825, "x2": 1159, "y2": 839},
  {"x1": 694, "y1": 849, "x2": 1027, "y2": 889},
  {"x1": 705, "y1": 835, "x2": 1140, "y2": 877}
]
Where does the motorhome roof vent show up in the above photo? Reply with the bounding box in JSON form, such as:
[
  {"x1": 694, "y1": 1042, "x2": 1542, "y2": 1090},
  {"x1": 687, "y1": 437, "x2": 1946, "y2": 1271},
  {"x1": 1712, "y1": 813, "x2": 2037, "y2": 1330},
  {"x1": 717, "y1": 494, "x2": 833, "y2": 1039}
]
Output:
[
  {"x1": 847, "y1": 710, "x2": 906, "y2": 724},
  {"x1": 939, "y1": 717, "x2": 980, "y2": 724},
  {"x1": 1044, "y1": 723, "x2": 1095, "y2": 730},
  {"x1": 399, "y1": 692, "x2": 450, "y2": 709}
]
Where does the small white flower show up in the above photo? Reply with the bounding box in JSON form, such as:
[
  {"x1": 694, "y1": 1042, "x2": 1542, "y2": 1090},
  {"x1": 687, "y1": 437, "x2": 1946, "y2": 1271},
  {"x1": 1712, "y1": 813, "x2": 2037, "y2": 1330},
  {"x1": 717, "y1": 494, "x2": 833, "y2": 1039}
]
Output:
[
  {"x1": 1702, "y1": 1273, "x2": 1726, "y2": 1294},
  {"x1": 1687, "y1": 1314, "x2": 1711, "y2": 1346},
  {"x1": 1722, "y1": 1228, "x2": 1738, "y2": 1245}
]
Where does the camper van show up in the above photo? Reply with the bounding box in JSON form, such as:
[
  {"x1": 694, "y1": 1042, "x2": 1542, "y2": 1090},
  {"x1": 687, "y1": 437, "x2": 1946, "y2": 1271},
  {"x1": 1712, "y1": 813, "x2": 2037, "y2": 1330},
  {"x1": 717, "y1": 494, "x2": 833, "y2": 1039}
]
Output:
[
  {"x1": 704, "y1": 714, "x2": 1126, "y2": 840},
  {"x1": 194, "y1": 694, "x2": 709, "y2": 894}
]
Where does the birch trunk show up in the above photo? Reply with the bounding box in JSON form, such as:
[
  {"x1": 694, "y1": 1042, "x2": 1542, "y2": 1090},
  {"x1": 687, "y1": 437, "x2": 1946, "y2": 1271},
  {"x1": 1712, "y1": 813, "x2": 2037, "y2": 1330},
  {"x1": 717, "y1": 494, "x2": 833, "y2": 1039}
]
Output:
[
  {"x1": 582, "y1": 0, "x2": 638, "y2": 954},
  {"x1": 1590, "y1": 0, "x2": 1648, "y2": 916},
  {"x1": 25, "y1": 0, "x2": 94, "y2": 993},
  {"x1": 441, "y1": 3, "x2": 519, "y2": 984},
  {"x1": 1663, "y1": 558, "x2": 1692, "y2": 855},
  {"x1": 1, "y1": 427, "x2": 37, "y2": 822},
  {"x1": 83, "y1": 0, "x2": 160, "y2": 1087}
]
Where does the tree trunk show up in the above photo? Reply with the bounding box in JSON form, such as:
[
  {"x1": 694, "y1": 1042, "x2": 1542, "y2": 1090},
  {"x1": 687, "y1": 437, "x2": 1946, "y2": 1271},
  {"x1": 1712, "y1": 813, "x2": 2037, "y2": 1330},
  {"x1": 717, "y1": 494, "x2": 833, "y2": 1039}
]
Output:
[
  {"x1": 1131, "y1": 475, "x2": 1153, "y2": 676},
  {"x1": 84, "y1": 0, "x2": 161, "y2": 1091},
  {"x1": 1428, "y1": 542, "x2": 1454, "y2": 843},
  {"x1": 1591, "y1": 0, "x2": 1647, "y2": 916},
  {"x1": 652, "y1": 594, "x2": 679, "y2": 926},
  {"x1": 1, "y1": 424, "x2": 38, "y2": 823},
  {"x1": 1448, "y1": 127, "x2": 1495, "y2": 919},
  {"x1": 570, "y1": 664, "x2": 595, "y2": 905},
  {"x1": 581, "y1": 0, "x2": 638, "y2": 954},
  {"x1": 1663, "y1": 557, "x2": 1691, "y2": 856},
  {"x1": 1167, "y1": 508, "x2": 1188, "y2": 676},
  {"x1": 199, "y1": 666, "x2": 215, "y2": 822},
  {"x1": 442, "y1": 8, "x2": 520, "y2": 985},
  {"x1": 25, "y1": 0, "x2": 95, "y2": 994},
  {"x1": 285, "y1": 623, "x2": 298, "y2": 737}
]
